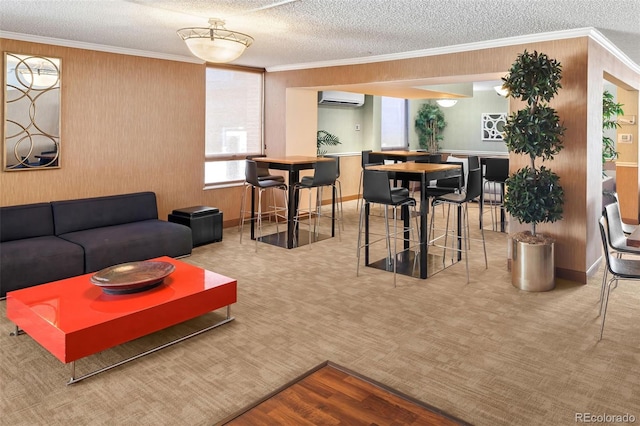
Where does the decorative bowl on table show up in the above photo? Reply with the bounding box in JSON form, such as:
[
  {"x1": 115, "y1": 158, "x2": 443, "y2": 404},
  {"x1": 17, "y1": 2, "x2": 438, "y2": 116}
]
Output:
[{"x1": 90, "y1": 260, "x2": 175, "y2": 295}]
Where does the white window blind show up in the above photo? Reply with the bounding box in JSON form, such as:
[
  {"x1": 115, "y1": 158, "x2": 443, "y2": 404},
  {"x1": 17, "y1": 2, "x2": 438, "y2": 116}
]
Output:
[
  {"x1": 380, "y1": 96, "x2": 408, "y2": 150},
  {"x1": 204, "y1": 67, "x2": 263, "y2": 185}
]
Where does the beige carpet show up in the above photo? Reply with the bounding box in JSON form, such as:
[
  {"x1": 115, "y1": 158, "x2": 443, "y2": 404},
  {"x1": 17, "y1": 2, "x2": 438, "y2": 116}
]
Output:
[{"x1": 1, "y1": 200, "x2": 639, "y2": 425}]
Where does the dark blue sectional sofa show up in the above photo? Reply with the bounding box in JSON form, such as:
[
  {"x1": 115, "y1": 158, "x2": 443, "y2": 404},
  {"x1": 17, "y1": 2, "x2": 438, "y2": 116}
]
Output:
[{"x1": 0, "y1": 192, "x2": 192, "y2": 298}]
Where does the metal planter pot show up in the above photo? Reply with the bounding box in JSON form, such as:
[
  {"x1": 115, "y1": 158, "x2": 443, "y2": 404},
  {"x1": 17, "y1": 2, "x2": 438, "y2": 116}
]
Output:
[{"x1": 512, "y1": 239, "x2": 555, "y2": 291}]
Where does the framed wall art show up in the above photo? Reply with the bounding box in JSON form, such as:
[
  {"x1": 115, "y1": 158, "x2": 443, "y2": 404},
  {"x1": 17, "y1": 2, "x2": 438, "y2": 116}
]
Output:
[{"x1": 481, "y1": 113, "x2": 506, "y2": 141}]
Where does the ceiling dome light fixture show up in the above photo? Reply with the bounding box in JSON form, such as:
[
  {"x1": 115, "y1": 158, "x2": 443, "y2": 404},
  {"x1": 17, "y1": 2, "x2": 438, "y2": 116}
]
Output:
[
  {"x1": 177, "y1": 18, "x2": 254, "y2": 63},
  {"x1": 436, "y1": 99, "x2": 458, "y2": 108}
]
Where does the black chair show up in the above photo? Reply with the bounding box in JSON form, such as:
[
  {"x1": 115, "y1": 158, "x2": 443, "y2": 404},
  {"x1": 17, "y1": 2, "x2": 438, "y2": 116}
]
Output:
[
  {"x1": 357, "y1": 150, "x2": 385, "y2": 211},
  {"x1": 415, "y1": 154, "x2": 442, "y2": 164},
  {"x1": 357, "y1": 150, "x2": 406, "y2": 213},
  {"x1": 603, "y1": 202, "x2": 640, "y2": 256},
  {"x1": 238, "y1": 155, "x2": 285, "y2": 234},
  {"x1": 357, "y1": 169, "x2": 420, "y2": 287},
  {"x1": 422, "y1": 160, "x2": 465, "y2": 220},
  {"x1": 293, "y1": 159, "x2": 339, "y2": 247},
  {"x1": 614, "y1": 193, "x2": 637, "y2": 235},
  {"x1": 410, "y1": 153, "x2": 443, "y2": 197},
  {"x1": 247, "y1": 154, "x2": 285, "y2": 182},
  {"x1": 430, "y1": 168, "x2": 487, "y2": 283},
  {"x1": 600, "y1": 202, "x2": 640, "y2": 313},
  {"x1": 482, "y1": 158, "x2": 509, "y2": 231},
  {"x1": 324, "y1": 155, "x2": 344, "y2": 230},
  {"x1": 467, "y1": 155, "x2": 480, "y2": 172},
  {"x1": 598, "y1": 217, "x2": 640, "y2": 340},
  {"x1": 426, "y1": 161, "x2": 463, "y2": 194},
  {"x1": 239, "y1": 160, "x2": 288, "y2": 251}
]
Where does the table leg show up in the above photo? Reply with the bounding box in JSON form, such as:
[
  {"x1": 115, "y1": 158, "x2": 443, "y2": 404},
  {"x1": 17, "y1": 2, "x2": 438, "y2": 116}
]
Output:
[
  {"x1": 331, "y1": 184, "x2": 336, "y2": 237},
  {"x1": 500, "y1": 183, "x2": 506, "y2": 232},
  {"x1": 479, "y1": 181, "x2": 484, "y2": 230},
  {"x1": 365, "y1": 202, "x2": 370, "y2": 265},
  {"x1": 419, "y1": 173, "x2": 428, "y2": 279},
  {"x1": 250, "y1": 185, "x2": 256, "y2": 240},
  {"x1": 401, "y1": 175, "x2": 410, "y2": 250},
  {"x1": 287, "y1": 170, "x2": 300, "y2": 249},
  {"x1": 66, "y1": 308, "x2": 235, "y2": 385}
]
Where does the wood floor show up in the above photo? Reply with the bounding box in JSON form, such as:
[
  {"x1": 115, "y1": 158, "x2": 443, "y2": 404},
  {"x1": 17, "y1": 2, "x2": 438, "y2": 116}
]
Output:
[{"x1": 217, "y1": 361, "x2": 471, "y2": 425}]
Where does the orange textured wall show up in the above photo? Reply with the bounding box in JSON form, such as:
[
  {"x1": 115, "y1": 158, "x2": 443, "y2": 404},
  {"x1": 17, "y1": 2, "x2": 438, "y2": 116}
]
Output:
[{"x1": 0, "y1": 39, "x2": 245, "y2": 221}]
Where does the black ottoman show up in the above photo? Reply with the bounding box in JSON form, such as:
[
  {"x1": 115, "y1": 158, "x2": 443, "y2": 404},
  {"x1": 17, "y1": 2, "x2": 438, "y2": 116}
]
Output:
[{"x1": 168, "y1": 206, "x2": 223, "y2": 247}]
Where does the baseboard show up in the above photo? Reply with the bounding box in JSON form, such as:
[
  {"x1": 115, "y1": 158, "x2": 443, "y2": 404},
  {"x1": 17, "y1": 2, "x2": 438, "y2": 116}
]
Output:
[
  {"x1": 586, "y1": 256, "x2": 603, "y2": 278},
  {"x1": 555, "y1": 267, "x2": 587, "y2": 284}
]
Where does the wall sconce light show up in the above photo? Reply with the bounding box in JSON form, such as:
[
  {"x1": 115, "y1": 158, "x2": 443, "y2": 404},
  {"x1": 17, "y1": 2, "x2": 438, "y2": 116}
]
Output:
[
  {"x1": 436, "y1": 99, "x2": 458, "y2": 108},
  {"x1": 177, "y1": 18, "x2": 254, "y2": 63},
  {"x1": 494, "y1": 85, "x2": 509, "y2": 97}
]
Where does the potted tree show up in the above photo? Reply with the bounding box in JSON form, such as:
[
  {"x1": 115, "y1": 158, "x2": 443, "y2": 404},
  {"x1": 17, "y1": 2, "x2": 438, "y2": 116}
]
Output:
[
  {"x1": 502, "y1": 50, "x2": 566, "y2": 291},
  {"x1": 415, "y1": 103, "x2": 446, "y2": 152}
]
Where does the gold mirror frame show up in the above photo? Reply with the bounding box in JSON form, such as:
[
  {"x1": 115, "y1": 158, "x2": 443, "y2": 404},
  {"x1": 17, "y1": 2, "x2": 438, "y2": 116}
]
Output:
[{"x1": 4, "y1": 53, "x2": 61, "y2": 171}]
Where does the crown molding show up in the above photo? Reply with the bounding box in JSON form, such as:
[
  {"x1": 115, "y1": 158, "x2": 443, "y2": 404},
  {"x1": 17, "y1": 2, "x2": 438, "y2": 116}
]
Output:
[
  {"x1": 586, "y1": 28, "x2": 640, "y2": 74},
  {"x1": 266, "y1": 27, "x2": 640, "y2": 74},
  {"x1": 2, "y1": 27, "x2": 638, "y2": 74},
  {"x1": 0, "y1": 31, "x2": 203, "y2": 64}
]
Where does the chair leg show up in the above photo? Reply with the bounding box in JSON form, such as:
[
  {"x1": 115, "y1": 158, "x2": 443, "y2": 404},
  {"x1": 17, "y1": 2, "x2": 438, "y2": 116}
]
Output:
[
  {"x1": 599, "y1": 268, "x2": 609, "y2": 316},
  {"x1": 462, "y1": 204, "x2": 470, "y2": 283},
  {"x1": 315, "y1": 187, "x2": 323, "y2": 238},
  {"x1": 442, "y1": 204, "x2": 453, "y2": 264},
  {"x1": 271, "y1": 187, "x2": 280, "y2": 235},
  {"x1": 411, "y1": 204, "x2": 421, "y2": 276},
  {"x1": 357, "y1": 170, "x2": 364, "y2": 212},
  {"x1": 392, "y1": 205, "x2": 398, "y2": 288},
  {"x1": 356, "y1": 203, "x2": 366, "y2": 276},
  {"x1": 308, "y1": 187, "x2": 313, "y2": 247},
  {"x1": 239, "y1": 184, "x2": 253, "y2": 244},
  {"x1": 333, "y1": 184, "x2": 342, "y2": 241},
  {"x1": 255, "y1": 188, "x2": 263, "y2": 252},
  {"x1": 292, "y1": 187, "x2": 300, "y2": 248},
  {"x1": 239, "y1": 184, "x2": 248, "y2": 241},
  {"x1": 599, "y1": 278, "x2": 616, "y2": 341},
  {"x1": 336, "y1": 180, "x2": 344, "y2": 230},
  {"x1": 480, "y1": 210, "x2": 488, "y2": 269},
  {"x1": 490, "y1": 182, "x2": 497, "y2": 231}
]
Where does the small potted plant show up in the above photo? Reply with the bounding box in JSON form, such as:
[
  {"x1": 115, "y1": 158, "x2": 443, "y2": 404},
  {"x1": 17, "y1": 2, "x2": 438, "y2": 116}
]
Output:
[
  {"x1": 317, "y1": 130, "x2": 341, "y2": 156},
  {"x1": 502, "y1": 50, "x2": 566, "y2": 291},
  {"x1": 602, "y1": 90, "x2": 624, "y2": 206}
]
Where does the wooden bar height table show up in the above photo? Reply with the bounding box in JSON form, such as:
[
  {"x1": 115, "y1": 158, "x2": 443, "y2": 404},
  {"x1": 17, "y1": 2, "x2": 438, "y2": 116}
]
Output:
[
  {"x1": 253, "y1": 156, "x2": 336, "y2": 249},
  {"x1": 365, "y1": 162, "x2": 461, "y2": 279}
]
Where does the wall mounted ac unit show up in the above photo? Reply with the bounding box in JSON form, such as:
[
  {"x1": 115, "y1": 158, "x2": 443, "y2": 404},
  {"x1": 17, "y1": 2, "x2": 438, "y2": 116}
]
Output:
[{"x1": 318, "y1": 90, "x2": 365, "y2": 107}]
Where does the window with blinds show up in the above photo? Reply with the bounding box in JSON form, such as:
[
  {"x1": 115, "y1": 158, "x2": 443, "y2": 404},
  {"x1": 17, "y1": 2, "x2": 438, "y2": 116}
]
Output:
[
  {"x1": 380, "y1": 96, "x2": 408, "y2": 150},
  {"x1": 204, "y1": 67, "x2": 263, "y2": 185}
]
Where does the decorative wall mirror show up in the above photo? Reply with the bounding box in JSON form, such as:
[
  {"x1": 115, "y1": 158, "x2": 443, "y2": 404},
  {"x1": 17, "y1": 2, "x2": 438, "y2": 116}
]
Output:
[{"x1": 4, "y1": 53, "x2": 61, "y2": 171}]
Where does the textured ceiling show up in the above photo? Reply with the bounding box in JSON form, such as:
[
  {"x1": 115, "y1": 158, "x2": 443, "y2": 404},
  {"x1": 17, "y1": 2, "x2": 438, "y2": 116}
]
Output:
[{"x1": 1, "y1": 0, "x2": 639, "y2": 72}]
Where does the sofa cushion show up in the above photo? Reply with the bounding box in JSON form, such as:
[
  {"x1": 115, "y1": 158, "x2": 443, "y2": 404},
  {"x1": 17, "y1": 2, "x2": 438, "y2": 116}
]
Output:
[
  {"x1": 0, "y1": 236, "x2": 85, "y2": 297},
  {"x1": 51, "y1": 192, "x2": 159, "y2": 235},
  {"x1": 0, "y1": 203, "x2": 54, "y2": 242},
  {"x1": 58, "y1": 220, "x2": 192, "y2": 272}
]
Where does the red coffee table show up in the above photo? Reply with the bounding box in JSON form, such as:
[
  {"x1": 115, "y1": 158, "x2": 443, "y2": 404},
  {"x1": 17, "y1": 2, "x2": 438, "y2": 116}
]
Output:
[{"x1": 6, "y1": 256, "x2": 237, "y2": 384}]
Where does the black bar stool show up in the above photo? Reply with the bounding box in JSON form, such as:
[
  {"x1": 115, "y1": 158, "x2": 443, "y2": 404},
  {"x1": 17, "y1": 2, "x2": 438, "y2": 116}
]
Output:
[
  {"x1": 293, "y1": 159, "x2": 339, "y2": 247},
  {"x1": 239, "y1": 160, "x2": 288, "y2": 251},
  {"x1": 357, "y1": 169, "x2": 420, "y2": 287}
]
